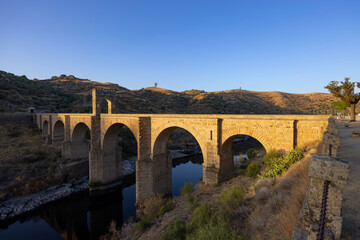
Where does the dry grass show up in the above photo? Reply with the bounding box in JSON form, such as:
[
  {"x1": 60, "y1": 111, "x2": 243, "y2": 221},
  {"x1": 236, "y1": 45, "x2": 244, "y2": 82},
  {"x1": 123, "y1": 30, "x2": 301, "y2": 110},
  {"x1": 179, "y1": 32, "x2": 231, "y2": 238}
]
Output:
[
  {"x1": 137, "y1": 194, "x2": 167, "y2": 221},
  {"x1": 242, "y1": 143, "x2": 320, "y2": 240},
  {"x1": 0, "y1": 124, "x2": 88, "y2": 201}
]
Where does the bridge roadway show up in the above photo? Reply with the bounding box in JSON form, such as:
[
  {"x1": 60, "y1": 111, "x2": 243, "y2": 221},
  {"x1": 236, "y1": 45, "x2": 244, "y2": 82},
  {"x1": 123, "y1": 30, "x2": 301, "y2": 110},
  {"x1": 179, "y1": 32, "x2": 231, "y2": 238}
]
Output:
[{"x1": 35, "y1": 113, "x2": 330, "y2": 202}]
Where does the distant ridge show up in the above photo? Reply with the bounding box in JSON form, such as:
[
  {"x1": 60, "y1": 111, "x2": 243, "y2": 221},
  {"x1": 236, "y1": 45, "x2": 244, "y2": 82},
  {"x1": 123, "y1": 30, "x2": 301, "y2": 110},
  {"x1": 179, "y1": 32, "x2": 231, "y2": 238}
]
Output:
[{"x1": 0, "y1": 70, "x2": 342, "y2": 114}]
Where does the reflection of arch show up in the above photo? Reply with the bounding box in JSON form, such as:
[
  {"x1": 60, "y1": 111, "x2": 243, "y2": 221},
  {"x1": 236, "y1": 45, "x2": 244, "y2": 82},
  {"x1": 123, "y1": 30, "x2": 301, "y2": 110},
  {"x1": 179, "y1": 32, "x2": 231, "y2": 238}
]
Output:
[
  {"x1": 152, "y1": 127, "x2": 204, "y2": 196},
  {"x1": 53, "y1": 120, "x2": 64, "y2": 146},
  {"x1": 71, "y1": 123, "x2": 91, "y2": 161},
  {"x1": 102, "y1": 123, "x2": 137, "y2": 183},
  {"x1": 42, "y1": 120, "x2": 49, "y2": 135}
]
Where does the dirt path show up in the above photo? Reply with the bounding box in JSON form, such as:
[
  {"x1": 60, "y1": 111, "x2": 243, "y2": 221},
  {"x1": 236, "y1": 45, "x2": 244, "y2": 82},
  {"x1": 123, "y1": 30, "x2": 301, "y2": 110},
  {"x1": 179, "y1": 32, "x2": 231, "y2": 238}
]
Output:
[{"x1": 336, "y1": 120, "x2": 360, "y2": 239}]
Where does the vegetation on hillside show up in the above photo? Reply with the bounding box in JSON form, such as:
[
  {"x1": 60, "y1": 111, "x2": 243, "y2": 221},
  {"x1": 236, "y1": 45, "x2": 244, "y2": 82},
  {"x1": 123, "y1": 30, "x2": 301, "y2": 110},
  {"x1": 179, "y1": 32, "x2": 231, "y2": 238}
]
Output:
[
  {"x1": 0, "y1": 70, "x2": 345, "y2": 115},
  {"x1": 100, "y1": 142, "x2": 320, "y2": 240}
]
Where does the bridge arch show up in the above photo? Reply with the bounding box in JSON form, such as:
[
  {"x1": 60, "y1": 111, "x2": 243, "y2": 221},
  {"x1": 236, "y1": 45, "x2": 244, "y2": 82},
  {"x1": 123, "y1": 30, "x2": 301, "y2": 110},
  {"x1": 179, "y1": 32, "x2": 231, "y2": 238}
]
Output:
[
  {"x1": 221, "y1": 128, "x2": 273, "y2": 153},
  {"x1": 220, "y1": 129, "x2": 269, "y2": 182},
  {"x1": 42, "y1": 120, "x2": 49, "y2": 135},
  {"x1": 102, "y1": 123, "x2": 138, "y2": 184},
  {"x1": 71, "y1": 122, "x2": 91, "y2": 161},
  {"x1": 152, "y1": 126, "x2": 204, "y2": 196},
  {"x1": 53, "y1": 120, "x2": 65, "y2": 146}
]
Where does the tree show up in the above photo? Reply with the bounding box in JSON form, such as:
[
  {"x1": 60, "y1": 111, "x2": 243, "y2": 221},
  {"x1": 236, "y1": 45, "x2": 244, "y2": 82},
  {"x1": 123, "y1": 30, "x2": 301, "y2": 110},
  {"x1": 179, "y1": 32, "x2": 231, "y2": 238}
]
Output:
[
  {"x1": 325, "y1": 77, "x2": 360, "y2": 122},
  {"x1": 331, "y1": 101, "x2": 350, "y2": 117},
  {"x1": 155, "y1": 82, "x2": 158, "y2": 88}
]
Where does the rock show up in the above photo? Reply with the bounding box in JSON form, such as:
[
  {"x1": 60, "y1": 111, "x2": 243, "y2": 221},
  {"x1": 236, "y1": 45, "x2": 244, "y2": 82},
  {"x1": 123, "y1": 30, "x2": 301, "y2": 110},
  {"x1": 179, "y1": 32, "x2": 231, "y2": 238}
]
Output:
[{"x1": 0, "y1": 176, "x2": 89, "y2": 221}]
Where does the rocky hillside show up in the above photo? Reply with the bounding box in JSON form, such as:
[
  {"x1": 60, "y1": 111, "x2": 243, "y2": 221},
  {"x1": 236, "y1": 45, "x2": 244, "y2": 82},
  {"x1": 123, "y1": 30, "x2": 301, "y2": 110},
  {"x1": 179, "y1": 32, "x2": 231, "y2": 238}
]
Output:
[{"x1": 0, "y1": 70, "x2": 340, "y2": 114}]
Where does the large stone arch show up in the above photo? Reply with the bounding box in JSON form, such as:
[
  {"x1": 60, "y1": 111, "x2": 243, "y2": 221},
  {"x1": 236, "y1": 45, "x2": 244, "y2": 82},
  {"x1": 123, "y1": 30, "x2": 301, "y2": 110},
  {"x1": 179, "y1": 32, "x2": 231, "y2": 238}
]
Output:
[
  {"x1": 71, "y1": 122, "x2": 91, "y2": 161},
  {"x1": 101, "y1": 123, "x2": 138, "y2": 184},
  {"x1": 152, "y1": 123, "x2": 206, "y2": 165},
  {"x1": 101, "y1": 118, "x2": 139, "y2": 149},
  {"x1": 53, "y1": 120, "x2": 65, "y2": 146},
  {"x1": 220, "y1": 132, "x2": 268, "y2": 182},
  {"x1": 151, "y1": 126, "x2": 204, "y2": 196}
]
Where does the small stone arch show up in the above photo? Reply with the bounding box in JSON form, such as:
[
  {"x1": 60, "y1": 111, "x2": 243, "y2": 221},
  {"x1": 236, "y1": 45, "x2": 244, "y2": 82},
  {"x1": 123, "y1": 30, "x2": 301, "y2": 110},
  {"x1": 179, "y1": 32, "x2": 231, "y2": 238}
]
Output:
[
  {"x1": 102, "y1": 123, "x2": 138, "y2": 184},
  {"x1": 71, "y1": 122, "x2": 91, "y2": 161},
  {"x1": 42, "y1": 120, "x2": 49, "y2": 135},
  {"x1": 100, "y1": 98, "x2": 112, "y2": 114},
  {"x1": 53, "y1": 120, "x2": 65, "y2": 146}
]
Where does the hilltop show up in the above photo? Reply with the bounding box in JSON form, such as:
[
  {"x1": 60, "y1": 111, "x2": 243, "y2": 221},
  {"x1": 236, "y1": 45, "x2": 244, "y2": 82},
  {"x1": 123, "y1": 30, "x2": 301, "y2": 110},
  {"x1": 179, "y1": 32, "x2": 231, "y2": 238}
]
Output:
[{"x1": 0, "y1": 70, "x2": 340, "y2": 114}]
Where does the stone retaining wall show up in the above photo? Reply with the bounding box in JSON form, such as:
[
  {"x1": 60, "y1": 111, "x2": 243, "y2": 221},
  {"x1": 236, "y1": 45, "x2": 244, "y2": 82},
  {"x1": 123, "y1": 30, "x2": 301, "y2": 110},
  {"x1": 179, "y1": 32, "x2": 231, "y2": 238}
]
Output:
[{"x1": 292, "y1": 118, "x2": 348, "y2": 240}]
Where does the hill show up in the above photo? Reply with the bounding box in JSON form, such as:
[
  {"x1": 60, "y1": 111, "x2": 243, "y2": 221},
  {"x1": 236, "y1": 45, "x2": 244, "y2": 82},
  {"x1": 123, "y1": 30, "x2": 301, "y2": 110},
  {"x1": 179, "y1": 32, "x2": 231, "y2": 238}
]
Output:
[{"x1": 0, "y1": 70, "x2": 340, "y2": 114}]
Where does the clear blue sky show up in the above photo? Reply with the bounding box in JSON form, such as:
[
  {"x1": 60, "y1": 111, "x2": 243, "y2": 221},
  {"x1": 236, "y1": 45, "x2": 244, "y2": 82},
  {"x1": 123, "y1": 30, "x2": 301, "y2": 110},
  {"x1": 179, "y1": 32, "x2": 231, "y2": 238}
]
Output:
[{"x1": 1, "y1": 0, "x2": 359, "y2": 93}]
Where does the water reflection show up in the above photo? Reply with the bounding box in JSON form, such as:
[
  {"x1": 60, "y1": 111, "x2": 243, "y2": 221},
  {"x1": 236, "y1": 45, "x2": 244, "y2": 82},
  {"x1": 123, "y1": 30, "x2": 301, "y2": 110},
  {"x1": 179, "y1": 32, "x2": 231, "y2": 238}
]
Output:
[{"x1": 0, "y1": 155, "x2": 203, "y2": 240}]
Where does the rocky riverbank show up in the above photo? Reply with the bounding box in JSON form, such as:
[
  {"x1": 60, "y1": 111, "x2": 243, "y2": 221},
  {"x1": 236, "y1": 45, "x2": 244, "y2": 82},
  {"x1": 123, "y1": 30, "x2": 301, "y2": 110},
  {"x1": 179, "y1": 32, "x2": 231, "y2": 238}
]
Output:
[
  {"x1": 0, "y1": 150, "x2": 199, "y2": 222},
  {"x1": 0, "y1": 159, "x2": 137, "y2": 221}
]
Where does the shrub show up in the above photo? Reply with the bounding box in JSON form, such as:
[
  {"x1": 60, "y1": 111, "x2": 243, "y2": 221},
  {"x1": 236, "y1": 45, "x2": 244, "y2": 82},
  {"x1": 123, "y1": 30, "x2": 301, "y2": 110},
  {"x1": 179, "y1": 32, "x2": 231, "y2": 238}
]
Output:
[
  {"x1": 162, "y1": 218, "x2": 186, "y2": 240},
  {"x1": 137, "y1": 194, "x2": 165, "y2": 220},
  {"x1": 246, "y1": 148, "x2": 258, "y2": 159},
  {"x1": 219, "y1": 185, "x2": 246, "y2": 211},
  {"x1": 159, "y1": 199, "x2": 175, "y2": 216},
  {"x1": 187, "y1": 213, "x2": 241, "y2": 240},
  {"x1": 261, "y1": 147, "x2": 305, "y2": 179},
  {"x1": 187, "y1": 196, "x2": 200, "y2": 211},
  {"x1": 247, "y1": 162, "x2": 260, "y2": 178},
  {"x1": 0, "y1": 107, "x2": 4, "y2": 112},
  {"x1": 188, "y1": 203, "x2": 213, "y2": 231},
  {"x1": 263, "y1": 149, "x2": 282, "y2": 167},
  {"x1": 136, "y1": 216, "x2": 150, "y2": 231},
  {"x1": 180, "y1": 182, "x2": 194, "y2": 196}
]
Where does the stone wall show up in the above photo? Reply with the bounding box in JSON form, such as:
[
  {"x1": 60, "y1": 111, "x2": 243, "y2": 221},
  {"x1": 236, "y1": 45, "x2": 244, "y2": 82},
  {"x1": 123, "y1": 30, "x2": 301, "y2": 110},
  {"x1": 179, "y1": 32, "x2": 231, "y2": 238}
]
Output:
[{"x1": 292, "y1": 118, "x2": 348, "y2": 240}]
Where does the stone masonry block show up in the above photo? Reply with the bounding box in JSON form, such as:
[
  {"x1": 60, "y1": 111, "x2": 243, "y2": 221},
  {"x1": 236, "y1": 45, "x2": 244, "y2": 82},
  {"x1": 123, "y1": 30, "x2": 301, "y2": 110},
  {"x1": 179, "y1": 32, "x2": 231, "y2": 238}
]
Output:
[
  {"x1": 309, "y1": 155, "x2": 349, "y2": 186},
  {"x1": 308, "y1": 178, "x2": 344, "y2": 216}
]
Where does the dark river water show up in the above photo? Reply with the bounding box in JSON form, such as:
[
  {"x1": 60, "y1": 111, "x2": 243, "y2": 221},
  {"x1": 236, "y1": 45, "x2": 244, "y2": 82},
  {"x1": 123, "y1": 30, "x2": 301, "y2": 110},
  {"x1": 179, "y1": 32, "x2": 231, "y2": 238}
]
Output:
[{"x1": 0, "y1": 156, "x2": 203, "y2": 240}]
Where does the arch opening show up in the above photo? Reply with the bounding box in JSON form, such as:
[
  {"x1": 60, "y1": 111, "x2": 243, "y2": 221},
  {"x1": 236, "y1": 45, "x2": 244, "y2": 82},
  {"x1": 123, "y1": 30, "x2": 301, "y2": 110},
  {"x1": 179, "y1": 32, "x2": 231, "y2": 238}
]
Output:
[
  {"x1": 42, "y1": 120, "x2": 49, "y2": 135},
  {"x1": 71, "y1": 123, "x2": 91, "y2": 162},
  {"x1": 53, "y1": 120, "x2": 64, "y2": 146},
  {"x1": 221, "y1": 134, "x2": 266, "y2": 180},
  {"x1": 100, "y1": 98, "x2": 112, "y2": 114},
  {"x1": 153, "y1": 127, "x2": 204, "y2": 196},
  {"x1": 102, "y1": 123, "x2": 137, "y2": 184}
]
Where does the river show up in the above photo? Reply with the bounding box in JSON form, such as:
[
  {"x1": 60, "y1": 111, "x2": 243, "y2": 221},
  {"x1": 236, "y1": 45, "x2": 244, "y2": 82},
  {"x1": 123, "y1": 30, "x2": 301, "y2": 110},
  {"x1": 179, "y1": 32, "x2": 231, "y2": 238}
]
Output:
[{"x1": 0, "y1": 155, "x2": 203, "y2": 240}]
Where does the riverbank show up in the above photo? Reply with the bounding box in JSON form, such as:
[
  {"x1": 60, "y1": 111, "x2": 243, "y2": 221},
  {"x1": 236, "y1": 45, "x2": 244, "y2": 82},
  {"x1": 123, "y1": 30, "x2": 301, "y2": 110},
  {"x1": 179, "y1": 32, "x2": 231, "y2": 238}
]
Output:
[
  {"x1": 102, "y1": 143, "x2": 321, "y2": 240},
  {"x1": 0, "y1": 150, "x2": 201, "y2": 222}
]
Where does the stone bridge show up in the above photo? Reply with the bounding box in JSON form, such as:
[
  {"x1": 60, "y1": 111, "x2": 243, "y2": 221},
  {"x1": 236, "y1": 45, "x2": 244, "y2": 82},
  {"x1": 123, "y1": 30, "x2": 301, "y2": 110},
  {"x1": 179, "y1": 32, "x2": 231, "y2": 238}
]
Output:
[{"x1": 35, "y1": 110, "x2": 330, "y2": 202}]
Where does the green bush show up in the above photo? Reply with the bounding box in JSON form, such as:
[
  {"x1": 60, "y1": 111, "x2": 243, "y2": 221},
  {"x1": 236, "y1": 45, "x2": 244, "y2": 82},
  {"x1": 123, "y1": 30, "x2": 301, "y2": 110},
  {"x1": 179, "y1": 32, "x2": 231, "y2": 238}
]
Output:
[
  {"x1": 246, "y1": 148, "x2": 258, "y2": 159},
  {"x1": 187, "y1": 212, "x2": 241, "y2": 240},
  {"x1": 261, "y1": 147, "x2": 304, "y2": 179},
  {"x1": 263, "y1": 149, "x2": 282, "y2": 167},
  {"x1": 247, "y1": 162, "x2": 260, "y2": 178},
  {"x1": 187, "y1": 196, "x2": 200, "y2": 212},
  {"x1": 136, "y1": 216, "x2": 150, "y2": 231},
  {"x1": 180, "y1": 182, "x2": 194, "y2": 196},
  {"x1": 162, "y1": 218, "x2": 186, "y2": 240},
  {"x1": 219, "y1": 185, "x2": 246, "y2": 211},
  {"x1": 159, "y1": 200, "x2": 175, "y2": 216},
  {"x1": 0, "y1": 107, "x2": 4, "y2": 112},
  {"x1": 187, "y1": 203, "x2": 213, "y2": 231}
]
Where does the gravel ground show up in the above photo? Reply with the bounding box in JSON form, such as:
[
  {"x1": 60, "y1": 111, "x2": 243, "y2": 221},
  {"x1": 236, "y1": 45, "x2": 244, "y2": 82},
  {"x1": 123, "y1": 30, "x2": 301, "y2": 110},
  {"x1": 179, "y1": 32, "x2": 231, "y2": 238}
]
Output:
[{"x1": 336, "y1": 120, "x2": 360, "y2": 239}]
